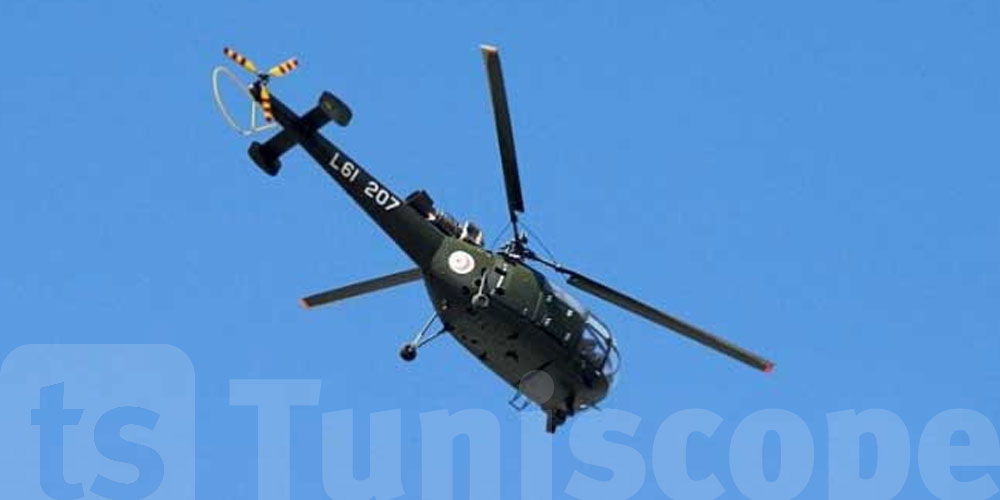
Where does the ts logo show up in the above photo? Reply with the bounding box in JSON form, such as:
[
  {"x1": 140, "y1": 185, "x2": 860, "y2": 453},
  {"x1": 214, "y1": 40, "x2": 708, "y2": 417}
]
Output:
[{"x1": 1, "y1": 345, "x2": 195, "y2": 500}]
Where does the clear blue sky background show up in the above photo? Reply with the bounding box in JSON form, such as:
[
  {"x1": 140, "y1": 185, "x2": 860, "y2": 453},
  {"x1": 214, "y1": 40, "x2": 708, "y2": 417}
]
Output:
[{"x1": 1, "y1": 1, "x2": 998, "y2": 499}]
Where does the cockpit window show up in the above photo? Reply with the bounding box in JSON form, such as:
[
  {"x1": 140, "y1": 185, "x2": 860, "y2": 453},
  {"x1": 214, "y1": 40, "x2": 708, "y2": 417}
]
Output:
[
  {"x1": 579, "y1": 313, "x2": 620, "y2": 381},
  {"x1": 543, "y1": 281, "x2": 620, "y2": 382},
  {"x1": 548, "y1": 282, "x2": 588, "y2": 318}
]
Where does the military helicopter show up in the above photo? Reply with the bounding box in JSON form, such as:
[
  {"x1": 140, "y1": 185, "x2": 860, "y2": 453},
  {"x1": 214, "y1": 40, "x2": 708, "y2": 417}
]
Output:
[{"x1": 216, "y1": 46, "x2": 774, "y2": 433}]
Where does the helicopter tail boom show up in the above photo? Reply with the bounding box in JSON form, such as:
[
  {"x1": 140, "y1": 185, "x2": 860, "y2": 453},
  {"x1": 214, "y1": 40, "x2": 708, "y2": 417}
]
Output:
[{"x1": 247, "y1": 91, "x2": 353, "y2": 176}]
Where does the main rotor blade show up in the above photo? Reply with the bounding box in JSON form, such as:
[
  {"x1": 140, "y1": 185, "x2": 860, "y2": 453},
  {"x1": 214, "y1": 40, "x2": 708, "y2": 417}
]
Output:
[
  {"x1": 564, "y1": 271, "x2": 774, "y2": 372},
  {"x1": 300, "y1": 268, "x2": 423, "y2": 309},
  {"x1": 480, "y1": 45, "x2": 525, "y2": 221}
]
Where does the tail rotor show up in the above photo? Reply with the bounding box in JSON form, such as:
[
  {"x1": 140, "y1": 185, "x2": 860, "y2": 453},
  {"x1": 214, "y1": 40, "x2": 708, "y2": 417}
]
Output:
[{"x1": 221, "y1": 47, "x2": 299, "y2": 122}]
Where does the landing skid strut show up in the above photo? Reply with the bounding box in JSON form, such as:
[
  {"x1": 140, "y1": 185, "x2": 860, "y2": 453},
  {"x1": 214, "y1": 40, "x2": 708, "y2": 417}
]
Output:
[{"x1": 400, "y1": 312, "x2": 446, "y2": 362}]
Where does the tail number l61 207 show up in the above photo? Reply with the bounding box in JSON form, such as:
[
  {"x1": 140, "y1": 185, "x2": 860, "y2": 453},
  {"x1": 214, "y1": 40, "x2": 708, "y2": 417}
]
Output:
[{"x1": 364, "y1": 181, "x2": 401, "y2": 211}]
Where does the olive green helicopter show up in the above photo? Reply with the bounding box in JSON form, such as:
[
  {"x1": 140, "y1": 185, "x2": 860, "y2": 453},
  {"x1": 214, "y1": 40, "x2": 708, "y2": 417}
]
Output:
[{"x1": 215, "y1": 45, "x2": 774, "y2": 433}]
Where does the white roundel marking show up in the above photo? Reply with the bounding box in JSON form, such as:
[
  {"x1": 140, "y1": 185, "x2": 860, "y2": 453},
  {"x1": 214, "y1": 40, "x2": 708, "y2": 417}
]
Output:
[{"x1": 448, "y1": 251, "x2": 476, "y2": 275}]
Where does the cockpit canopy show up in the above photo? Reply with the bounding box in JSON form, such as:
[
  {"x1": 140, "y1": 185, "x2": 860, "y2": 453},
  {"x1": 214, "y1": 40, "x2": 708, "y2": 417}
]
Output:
[
  {"x1": 580, "y1": 312, "x2": 621, "y2": 380},
  {"x1": 548, "y1": 282, "x2": 620, "y2": 381}
]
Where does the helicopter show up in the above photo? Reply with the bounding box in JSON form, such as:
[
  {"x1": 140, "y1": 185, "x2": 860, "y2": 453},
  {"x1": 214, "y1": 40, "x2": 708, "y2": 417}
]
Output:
[{"x1": 216, "y1": 45, "x2": 774, "y2": 433}]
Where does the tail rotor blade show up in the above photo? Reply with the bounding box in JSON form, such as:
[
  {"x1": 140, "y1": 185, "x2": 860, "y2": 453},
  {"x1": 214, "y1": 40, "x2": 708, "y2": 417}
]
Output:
[
  {"x1": 223, "y1": 47, "x2": 258, "y2": 74},
  {"x1": 259, "y1": 85, "x2": 274, "y2": 122},
  {"x1": 480, "y1": 45, "x2": 525, "y2": 222},
  {"x1": 267, "y1": 57, "x2": 299, "y2": 77}
]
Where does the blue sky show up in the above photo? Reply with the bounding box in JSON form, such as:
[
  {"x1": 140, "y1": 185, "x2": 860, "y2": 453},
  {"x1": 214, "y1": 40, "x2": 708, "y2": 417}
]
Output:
[{"x1": 1, "y1": 1, "x2": 998, "y2": 499}]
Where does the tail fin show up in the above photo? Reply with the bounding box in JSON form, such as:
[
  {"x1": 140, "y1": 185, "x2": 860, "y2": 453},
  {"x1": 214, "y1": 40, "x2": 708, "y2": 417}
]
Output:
[{"x1": 247, "y1": 91, "x2": 353, "y2": 176}]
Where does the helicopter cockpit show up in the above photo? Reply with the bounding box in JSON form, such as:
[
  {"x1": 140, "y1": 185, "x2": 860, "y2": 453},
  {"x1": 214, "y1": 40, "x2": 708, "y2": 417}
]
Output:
[
  {"x1": 546, "y1": 282, "x2": 620, "y2": 383},
  {"x1": 579, "y1": 312, "x2": 620, "y2": 382}
]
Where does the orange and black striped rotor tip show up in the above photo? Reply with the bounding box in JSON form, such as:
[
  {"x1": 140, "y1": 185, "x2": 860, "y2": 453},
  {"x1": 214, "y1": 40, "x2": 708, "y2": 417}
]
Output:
[
  {"x1": 223, "y1": 47, "x2": 258, "y2": 73},
  {"x1": 258, "y1": 85, "x2": 274, "y2": 121},
  {"x1": 267, "y1": 58, "x2": 299, "y2": 77}
]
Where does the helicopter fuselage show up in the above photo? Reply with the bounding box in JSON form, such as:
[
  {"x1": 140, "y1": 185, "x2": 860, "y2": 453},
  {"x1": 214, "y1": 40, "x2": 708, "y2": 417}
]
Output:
[
  {"x1": 229, "y1": 41, "x2": 775, "y2": 434},
  {"x1": 262, "y1": 89, "x2": 614, "y2": 427},
  {"x1": 423, "y1": 236, "x2": 615, "y2": 416}
]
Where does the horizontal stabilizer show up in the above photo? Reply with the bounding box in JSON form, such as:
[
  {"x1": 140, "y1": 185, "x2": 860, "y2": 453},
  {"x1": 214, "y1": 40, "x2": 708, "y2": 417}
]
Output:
[
  {"x1": 247, "y1": 92, "x2": 352, "y2": 176},
  {"x1": 318, "y1": 91, "x2": 352, "y2": 127}
]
